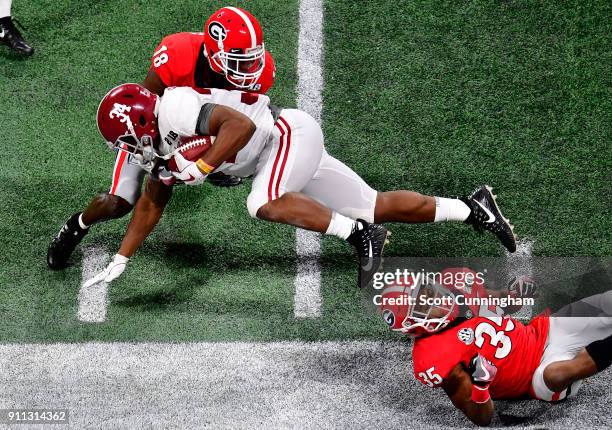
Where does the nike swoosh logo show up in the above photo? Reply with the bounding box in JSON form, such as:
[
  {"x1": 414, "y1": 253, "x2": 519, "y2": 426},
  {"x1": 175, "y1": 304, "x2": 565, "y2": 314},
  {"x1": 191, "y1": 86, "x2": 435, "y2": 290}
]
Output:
[
  {"x1": 361, "y1": 242, "x2": 374, "y2": 271},
  {"x1": 474, "y1": 200, "x2": 495, "y2": 223},
  {"x1": 480, "y1": 364, "x2": 490, "y2": 381},
  {"x1": 0, "y1": 29, "x2": 5, "y2": 38}
]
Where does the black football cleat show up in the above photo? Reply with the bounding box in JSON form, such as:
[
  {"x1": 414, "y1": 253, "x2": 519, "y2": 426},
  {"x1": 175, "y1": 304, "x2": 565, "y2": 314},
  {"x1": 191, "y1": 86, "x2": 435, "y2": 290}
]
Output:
[
  {"x1": 347, "y1": 219, "x2": 390, "y2": 288},
  {"x1": 207, "y1": 171, "x2": 242, "y2": 187},
  {"x1": 0, "y1": 17, "x2": 34, "y2": 56},
  {"x1": 47, "y1": 213, "x2": 89, "y2": 270},
  {"x1": 461, "y1": 186, "x2": 517, "y2": 253}
]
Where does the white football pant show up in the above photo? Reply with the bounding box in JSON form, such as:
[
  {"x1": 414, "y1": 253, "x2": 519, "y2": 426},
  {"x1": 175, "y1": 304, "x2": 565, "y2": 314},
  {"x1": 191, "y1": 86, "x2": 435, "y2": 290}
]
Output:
[
  {"x1": 531, "y1": 291, "x2": 612, "y2": 401},
  {"x1": 246, "y1": 109, "x2": 377, "y2": 222}
]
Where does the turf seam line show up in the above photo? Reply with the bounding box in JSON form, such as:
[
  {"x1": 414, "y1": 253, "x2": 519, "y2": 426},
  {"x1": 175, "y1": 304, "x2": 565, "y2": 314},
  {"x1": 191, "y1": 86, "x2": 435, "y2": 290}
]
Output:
[{"x1": 293, "y1": 0, "x2": 324, "y2": 319}]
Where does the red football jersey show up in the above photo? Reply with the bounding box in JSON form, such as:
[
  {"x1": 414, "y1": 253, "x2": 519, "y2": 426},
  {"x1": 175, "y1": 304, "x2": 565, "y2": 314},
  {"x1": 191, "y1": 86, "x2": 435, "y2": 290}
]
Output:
[
  {"x1": 150, "y1": 32, "x2": 275, "y2": 94},
  {"x1": 412, "y1": 314, "x2": 549, "y2": 399}
]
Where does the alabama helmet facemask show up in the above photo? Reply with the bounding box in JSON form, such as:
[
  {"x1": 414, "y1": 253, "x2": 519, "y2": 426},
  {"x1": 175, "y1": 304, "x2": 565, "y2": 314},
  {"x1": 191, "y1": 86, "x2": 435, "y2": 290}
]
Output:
[
  {"x1": 97, "y1": 83, "x2": 161, "y2": 173},
  {"x1": 203, "y1": 6, "x2": 266, "y2": 89},
  {"x1": 380, "y1": 279, "x2": 459, "y2": 337}
]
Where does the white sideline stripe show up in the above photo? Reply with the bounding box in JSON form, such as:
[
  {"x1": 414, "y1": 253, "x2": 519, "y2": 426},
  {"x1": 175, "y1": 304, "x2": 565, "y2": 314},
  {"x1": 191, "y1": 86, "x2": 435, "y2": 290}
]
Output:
[
  {"x1": 2, "y1": 342, "x2": 609, "y2": 429},
  {"x1": 78, "y1": 246, "x2": 110, "y2": 322},
  {"x1": 294, "y1": 0, "x2": 324, "y2": 319},
  {"x1": 505, "y1": 239, "x2": 534, "y2": 320},
  {"x1": 0, "y1": 341, "x2": 412, "y2": 429}
]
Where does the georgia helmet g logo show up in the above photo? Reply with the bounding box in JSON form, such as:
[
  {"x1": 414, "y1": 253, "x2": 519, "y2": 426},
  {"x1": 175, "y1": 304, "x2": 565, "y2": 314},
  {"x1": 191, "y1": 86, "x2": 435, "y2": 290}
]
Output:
[
  {"x1": 383, "y1": 309, "x2": 395, "y2": 327},
  {"x1": 208, "y1": 21, "x2": 227, "y2": 42}
]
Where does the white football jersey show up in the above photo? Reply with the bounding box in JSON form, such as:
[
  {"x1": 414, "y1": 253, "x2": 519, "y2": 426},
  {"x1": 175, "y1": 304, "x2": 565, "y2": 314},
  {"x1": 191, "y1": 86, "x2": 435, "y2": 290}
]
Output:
[{"x1": 157, "y1": 86, "x2": 275, "y2": 175}]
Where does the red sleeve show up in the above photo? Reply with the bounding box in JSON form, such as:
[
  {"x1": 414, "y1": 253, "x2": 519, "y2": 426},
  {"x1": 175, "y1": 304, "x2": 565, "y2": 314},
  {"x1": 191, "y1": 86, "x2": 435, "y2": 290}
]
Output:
[
  {"x1": 412, "y1": 327, "x2": 475, "y2": 388},
  {"x1": 413, "y1": 338, "x2": 457, "y2": 388},
  {"x1": 150, "y1": 33, "x2": 197, "y2": 87},
  {"x1": 252, "y1": 50, "x2": 276, "y2": 94}
]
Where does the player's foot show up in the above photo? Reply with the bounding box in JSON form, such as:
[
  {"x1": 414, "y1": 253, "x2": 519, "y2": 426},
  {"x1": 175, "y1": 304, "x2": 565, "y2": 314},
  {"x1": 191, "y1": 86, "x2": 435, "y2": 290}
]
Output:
[
  {"x1": 461, "y1": 186, "x2": 516, "y2": 253},
  {"x1": 207, "y1": 171, "x2": 242, "y2": 187},
  {"x1": 47, "y1": 213, "x2": 89, "y2": 270},
  {"x1": 0, "y1": 17, "x2": 34, "y2": 56},
  {"x1": 347, "y1": 219, "x2": 390, "y2": 288}
]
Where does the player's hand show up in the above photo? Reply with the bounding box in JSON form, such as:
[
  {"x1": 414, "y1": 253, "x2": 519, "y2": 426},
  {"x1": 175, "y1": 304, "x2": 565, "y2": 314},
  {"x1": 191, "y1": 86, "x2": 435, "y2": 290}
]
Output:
[
  {"x1": 469, "y1": 354, "x2": 497, "y2": 387},
  {"x1": 157, "y1": 166, "x2": 181, "y2": 187},
  {"x1": 83, "y1": 254, "x2": 129, "y2": 287},
  {"x1": 171, "y1": 152, "x2": 207, "y2": 186},
  {"x1": 507, "y1": 275, "x2": 537, "y2": 298}
]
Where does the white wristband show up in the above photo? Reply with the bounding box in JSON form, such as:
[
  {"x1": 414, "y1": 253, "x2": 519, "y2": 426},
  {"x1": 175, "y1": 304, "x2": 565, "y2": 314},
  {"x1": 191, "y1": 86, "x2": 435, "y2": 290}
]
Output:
[{"x1": 113, "y1": 254, "x2": 129, "y2": 264}]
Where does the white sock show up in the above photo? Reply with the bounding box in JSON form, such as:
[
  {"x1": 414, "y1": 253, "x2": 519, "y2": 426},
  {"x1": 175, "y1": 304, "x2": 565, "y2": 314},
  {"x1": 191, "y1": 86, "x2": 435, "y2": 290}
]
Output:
[
  {"x1": 78, "y1": 213, "x2": 90, "y2": 230},
  {"x1": 434, "y1": 197, "x2": 471, "y2": 222},
  {"x1": 0, "y1": 0, "x2": 12, "y2": 19},
  {"x1": 325, "y1": 212, "x2": 356, "y2": 239}
]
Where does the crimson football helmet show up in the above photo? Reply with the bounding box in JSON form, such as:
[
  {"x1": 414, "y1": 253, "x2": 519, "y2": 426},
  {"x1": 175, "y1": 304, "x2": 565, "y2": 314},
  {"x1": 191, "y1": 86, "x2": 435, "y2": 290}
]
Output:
[
  {"x1": 97, "y1": 83, "x2": 160, "y2": 172},
  {"x1": 203, "y1": 6, "x2": 266, "y2": 89},
  {"x1": 380, "y1": 279, "x2": 460, "y2": 337}
]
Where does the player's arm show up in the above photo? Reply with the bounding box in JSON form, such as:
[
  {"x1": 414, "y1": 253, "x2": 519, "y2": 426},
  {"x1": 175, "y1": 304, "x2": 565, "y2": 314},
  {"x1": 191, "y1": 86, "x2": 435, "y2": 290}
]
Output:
[
  {"x1": 143, "y1": 68, "x2": 167, "y2": 97},
  {"x1": 172, "y1": 104, "x2": 256, "y2": 184},
  {"x1": 197, "y1": 104, "x2": 256, "y2": 169},
  {"x1": 82, "y1": 178, "x2": 172, "y2": 287},
  {"x1": 118, "y1": 177, "x2": 172, "y2": 257},
  {"x1": 442, "y1": 362, "x2": 495, "y2": 427}
]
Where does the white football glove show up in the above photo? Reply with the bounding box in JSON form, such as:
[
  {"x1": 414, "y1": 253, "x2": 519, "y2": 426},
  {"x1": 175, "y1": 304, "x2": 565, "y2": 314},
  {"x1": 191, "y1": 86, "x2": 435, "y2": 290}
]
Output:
[
  {"x1": 171, "y1": 152, "x2": 207, "y2": 186},
  {"x1": 83, "y1": 254, "x2": 129, "y2": 287}
]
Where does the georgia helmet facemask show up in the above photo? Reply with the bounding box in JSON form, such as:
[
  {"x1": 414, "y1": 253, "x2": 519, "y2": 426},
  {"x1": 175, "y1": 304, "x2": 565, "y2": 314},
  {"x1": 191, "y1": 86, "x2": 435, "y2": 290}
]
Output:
[
  {"x1": 203, "y1": 6, "x2": 265, "y2": 90},
  {"x1": 380, "y1": 278, "x2": 459, "y2": 337},
  {"x1": 96, "y1": 83, "x2": 161, "y2": 173}
]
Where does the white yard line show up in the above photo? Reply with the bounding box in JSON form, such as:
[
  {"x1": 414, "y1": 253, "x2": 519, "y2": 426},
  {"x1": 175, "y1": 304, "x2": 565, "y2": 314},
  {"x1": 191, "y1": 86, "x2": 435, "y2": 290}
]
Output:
[
  {"x1": 77, "y1": 246, "x2": 109, "y2": 322},
  {"x1": 294, "y1": 0, "x2": 324, "y2": 319}
]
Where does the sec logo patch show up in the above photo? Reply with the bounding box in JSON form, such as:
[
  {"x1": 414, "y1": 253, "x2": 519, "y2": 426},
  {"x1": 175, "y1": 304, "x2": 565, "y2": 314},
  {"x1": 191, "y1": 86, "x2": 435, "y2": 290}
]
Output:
[{"x1": 457, "y1": 327, "x2": 474, "y2": 345}]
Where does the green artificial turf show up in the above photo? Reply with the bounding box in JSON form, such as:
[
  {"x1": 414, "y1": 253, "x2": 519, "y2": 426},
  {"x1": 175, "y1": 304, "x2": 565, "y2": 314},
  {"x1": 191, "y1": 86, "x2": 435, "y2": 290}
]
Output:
[{"x1": 0, "y1": 1, "x2": 609, "y2": 342}]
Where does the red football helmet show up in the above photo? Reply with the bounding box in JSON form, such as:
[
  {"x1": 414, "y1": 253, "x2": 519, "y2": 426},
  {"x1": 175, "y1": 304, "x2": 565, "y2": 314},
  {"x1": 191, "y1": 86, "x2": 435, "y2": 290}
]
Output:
[
  {"x1": 97, "y1": 83, "x2": 160, "y2": 172},
  {"x1": 248, "y1": 50, "x2": 276, "y2": 93},
  {"x1": 380, "y1": 278, "x2": 460, "y2": 337},
  {"x1": 203, "y1": 6, "x2": 265, "y2": 89}
]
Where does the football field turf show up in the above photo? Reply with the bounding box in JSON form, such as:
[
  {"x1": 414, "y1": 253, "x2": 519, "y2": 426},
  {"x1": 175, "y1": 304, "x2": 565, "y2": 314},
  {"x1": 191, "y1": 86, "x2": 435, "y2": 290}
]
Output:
[{"x1": 1, "y1": 0, "x2": 610, "y2": 428}]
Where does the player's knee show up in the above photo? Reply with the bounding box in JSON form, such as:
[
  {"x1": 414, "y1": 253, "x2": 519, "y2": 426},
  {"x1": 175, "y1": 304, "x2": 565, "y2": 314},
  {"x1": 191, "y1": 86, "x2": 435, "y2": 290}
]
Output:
[
  {"x1": 247, "y1": 193, "x2": 267, "y2": 219},
  {"x1": 532, "y1": 364, "x2": 556, "y2": 401},
  {"x1": 255, "y1": 202, "x2": 274, "y2": 221},
  {"x1": 543, "y1": 364, "x2": 571, "y2": 393},
  {"x1": 97, "y1": 193, "x2": 133, "y2": 219}
]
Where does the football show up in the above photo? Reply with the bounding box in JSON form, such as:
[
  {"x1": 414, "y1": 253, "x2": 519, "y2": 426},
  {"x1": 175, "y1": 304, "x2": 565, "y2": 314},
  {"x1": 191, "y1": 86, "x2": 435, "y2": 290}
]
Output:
[{"x1": 167, "y1": 135, "x2": 214, "y2": 172}]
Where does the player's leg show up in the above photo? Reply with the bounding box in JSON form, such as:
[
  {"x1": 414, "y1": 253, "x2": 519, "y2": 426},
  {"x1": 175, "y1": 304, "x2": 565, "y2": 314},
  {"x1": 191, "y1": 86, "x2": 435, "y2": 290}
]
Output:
[
  {"x1": 255, "y1": 192, "x2": 332, "y2": 232},
  {"x1": 248, "y1": 109, "x2": 331, "y2": 231},
  {"x1": 47, "y1": 154, "x2": 144, "y2": 269},
  {"x1": 248, "y1": 109, "x2": 389, "y2": 286},
  {"x1": 536, "y1": 331, "x2": 612, "y2": 400},
  {"x1": 542, "y1": 341, "x2": 607, "y2": 393},
  {"x1": 0, "y1": 0, "x2": 34, "y2": 56},
  {"x1": 300, "y1": 150, "x2": 516, "y2": 252},
  {"x1": 532, "y1": 296, "x2": 612, "y2": 401},
  {"x1": 374, "y1": 187, "x2": 516, "y2": 252}
]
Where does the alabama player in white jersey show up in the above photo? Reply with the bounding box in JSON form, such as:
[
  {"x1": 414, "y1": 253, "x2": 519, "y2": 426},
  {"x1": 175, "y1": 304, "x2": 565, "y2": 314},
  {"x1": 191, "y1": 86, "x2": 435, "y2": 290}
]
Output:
[
  {"x1": 46, "y1": 6, "x2": 274, "y2": 271},
  {"x1": 84, "y1": 83, "x2": 518, "y2": 288}
]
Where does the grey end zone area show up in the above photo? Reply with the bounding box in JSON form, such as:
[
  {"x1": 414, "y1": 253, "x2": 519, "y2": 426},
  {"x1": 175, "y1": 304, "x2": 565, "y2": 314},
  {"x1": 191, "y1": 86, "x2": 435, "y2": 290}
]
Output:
[{"x1": 0, "y1": 342, "x2": 610, "y2": 430}]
